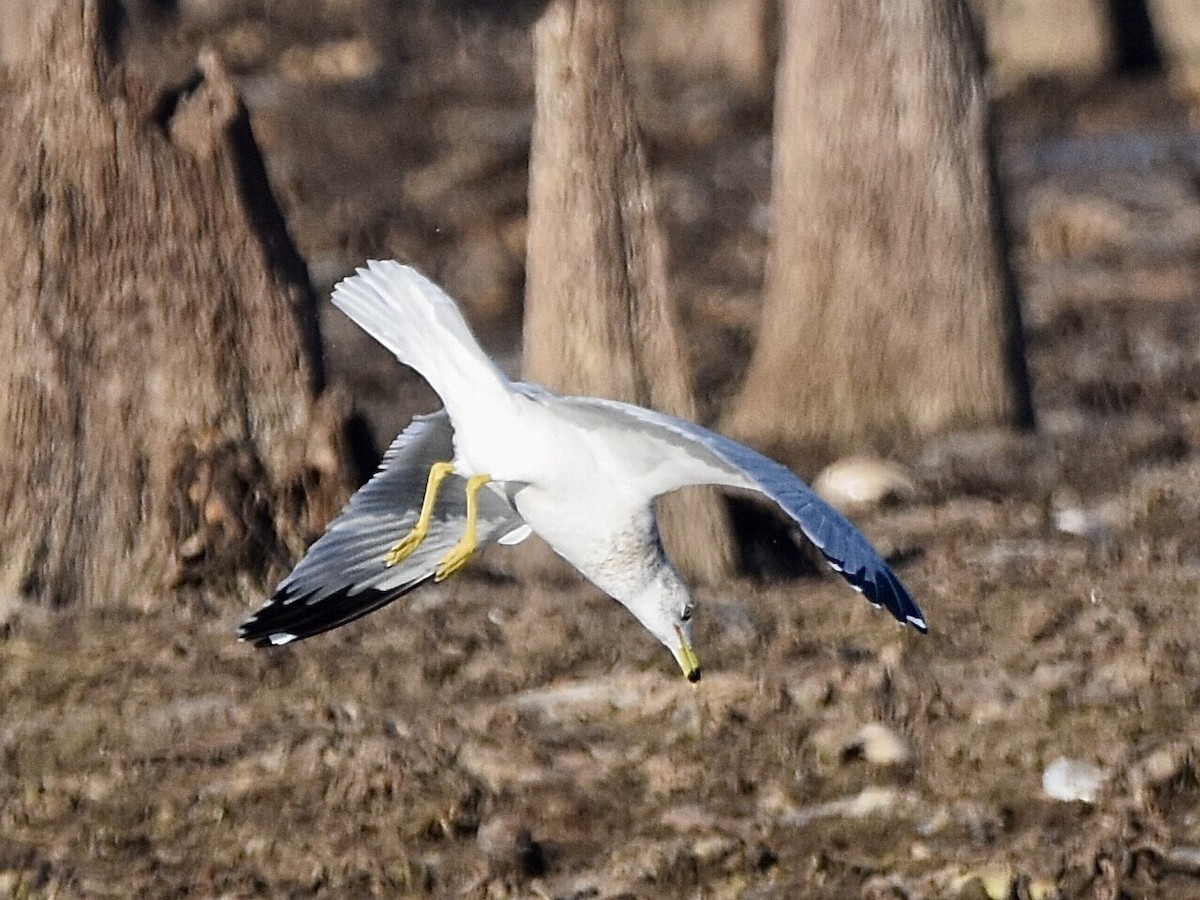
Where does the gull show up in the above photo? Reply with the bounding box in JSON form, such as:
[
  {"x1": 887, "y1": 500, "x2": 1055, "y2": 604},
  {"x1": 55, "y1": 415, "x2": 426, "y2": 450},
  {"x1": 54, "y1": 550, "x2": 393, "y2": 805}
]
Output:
[{"x1": 239, "y1": 261, "x2": 927, "y2": 680}]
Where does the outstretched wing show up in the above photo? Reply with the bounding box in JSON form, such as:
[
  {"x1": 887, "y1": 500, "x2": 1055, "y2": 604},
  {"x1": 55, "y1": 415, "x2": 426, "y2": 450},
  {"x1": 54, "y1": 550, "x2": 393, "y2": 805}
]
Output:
[
  {"x1": 534, "y1": 390, "x2": 928, "y2": 633},
  {"x1": 239, "y1": 410, "x2": 525, "y2": 646}
]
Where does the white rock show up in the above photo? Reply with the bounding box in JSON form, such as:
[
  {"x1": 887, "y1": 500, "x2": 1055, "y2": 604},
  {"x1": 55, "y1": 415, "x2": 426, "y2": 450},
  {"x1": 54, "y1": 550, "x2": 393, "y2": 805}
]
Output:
[
  {"x1": 813, "y1": 456, "x2": 916, "y2": 511},
  {"x1": 1042, "y1": 756, "x2": 1107, "y2": 803},
  {"x1": 848, "y1": 723, "x2": 914, "y2": 767}
]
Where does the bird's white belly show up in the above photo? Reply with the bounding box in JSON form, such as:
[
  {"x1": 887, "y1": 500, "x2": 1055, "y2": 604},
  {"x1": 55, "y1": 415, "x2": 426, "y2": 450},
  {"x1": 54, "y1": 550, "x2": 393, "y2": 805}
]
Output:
[{"x1": 512, "y1": 464, "x2": 657, "y2": 592}]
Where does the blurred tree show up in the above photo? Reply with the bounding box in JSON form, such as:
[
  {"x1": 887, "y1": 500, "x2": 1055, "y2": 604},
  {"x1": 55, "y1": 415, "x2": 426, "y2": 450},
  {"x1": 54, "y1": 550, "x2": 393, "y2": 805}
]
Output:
[
  {"x1": 723, "y1": 0, "x2": 1034, "y2": 471},
  {"x1": 522, "y1": 0, "x2": 735, "y2": 582},
  {"x1": 0, "y1": 0, "x2": 35, "y2": 65},
  {"x1": 0, "y1": 1, "x2": 355, "y2": 607},
  {"x1": 624, "y1": 0, "x2": 777, "y2": 101},
  {"x1": 1146, "y1": 0, "x2": 1200, "y2": 103},
  {"x1": 970, "y1": 0, "x2": 1114, "y2": 88}
]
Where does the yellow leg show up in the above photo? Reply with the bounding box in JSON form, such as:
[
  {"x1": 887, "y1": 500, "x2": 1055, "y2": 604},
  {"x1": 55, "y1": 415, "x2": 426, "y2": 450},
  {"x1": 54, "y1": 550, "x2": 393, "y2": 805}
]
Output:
[
  {"x1": 385, "y1": 461, "x2": 455, "y2": 567},
  {"x1": 435, "y1": 473, "x2": 492, "y2": 582}
]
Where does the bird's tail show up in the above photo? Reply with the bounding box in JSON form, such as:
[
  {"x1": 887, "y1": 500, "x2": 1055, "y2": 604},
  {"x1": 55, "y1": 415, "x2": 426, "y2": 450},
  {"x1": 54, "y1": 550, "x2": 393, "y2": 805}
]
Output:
[{"x1": 331, "y1": 260, "x2": 511, "y2": 407}]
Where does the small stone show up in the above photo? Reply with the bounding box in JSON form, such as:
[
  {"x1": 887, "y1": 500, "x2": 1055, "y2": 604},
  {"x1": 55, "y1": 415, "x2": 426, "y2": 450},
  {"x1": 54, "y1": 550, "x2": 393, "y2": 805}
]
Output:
[
  {"x1": 1140, "y1": 743, "x2": 1190, "y2": 785},
  {"x1": 691, "y1": 835, "x2": 738, "y2": 866},
  {"x1": 1042, "y1": 756, "x2": 1106, "y2": 803},
  {"x1": 813, "y1": 456, "x2": 916, "y2": 511},
  {"x1": 978, "y1": 865, "x2": 1014, "y2": 900},
  {"x1": 1049, "y1": 487, "x2": 1115, "y2": 541},
  {"x1": 845, "y1": 723, "x2": 914, "y2": 767}
]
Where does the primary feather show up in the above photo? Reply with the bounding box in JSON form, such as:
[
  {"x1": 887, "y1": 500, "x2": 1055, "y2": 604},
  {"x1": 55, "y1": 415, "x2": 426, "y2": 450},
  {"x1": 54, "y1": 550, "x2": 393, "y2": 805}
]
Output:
[{"x1": 238, "y1": 410, "x2": 522, "y2": 646}]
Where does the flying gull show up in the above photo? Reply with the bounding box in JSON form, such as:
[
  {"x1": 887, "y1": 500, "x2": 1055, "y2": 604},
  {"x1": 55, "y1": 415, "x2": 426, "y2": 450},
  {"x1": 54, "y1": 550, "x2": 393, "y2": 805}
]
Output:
[{"x1": 239, "y1": 261, "x2": 927, "y2": 680}]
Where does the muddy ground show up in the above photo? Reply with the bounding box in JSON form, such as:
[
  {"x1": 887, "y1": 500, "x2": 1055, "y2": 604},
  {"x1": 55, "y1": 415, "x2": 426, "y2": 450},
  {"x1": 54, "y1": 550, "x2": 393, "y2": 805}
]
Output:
[{"x1": 5, "y1": 3, "x2": 1200, "y2": 897}]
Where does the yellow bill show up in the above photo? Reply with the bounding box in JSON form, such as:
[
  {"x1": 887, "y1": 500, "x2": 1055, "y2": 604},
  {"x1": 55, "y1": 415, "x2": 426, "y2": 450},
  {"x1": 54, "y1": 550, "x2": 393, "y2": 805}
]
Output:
[{"x1": 674, "y1": 625, "x2": 702, "y2": 683}]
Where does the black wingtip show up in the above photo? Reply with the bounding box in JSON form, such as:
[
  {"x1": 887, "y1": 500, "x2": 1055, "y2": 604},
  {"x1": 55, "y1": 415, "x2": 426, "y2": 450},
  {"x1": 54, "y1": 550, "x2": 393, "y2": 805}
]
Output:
[
  {"x1": 884, "y1": 572, "x2": 929, "y2": 635},
  {"x1": 844, "y1": 564, "x2": 928, "y2": 635},
  {"x1": 238, "y1": 578, "x2": 424, "y2": 647}
]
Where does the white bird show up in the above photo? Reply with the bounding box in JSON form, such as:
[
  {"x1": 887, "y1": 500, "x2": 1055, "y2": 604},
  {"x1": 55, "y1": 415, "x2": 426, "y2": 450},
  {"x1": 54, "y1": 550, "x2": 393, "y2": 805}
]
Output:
[{"x1": 239, "y1": 261, "x2": 927, "y2": 680}]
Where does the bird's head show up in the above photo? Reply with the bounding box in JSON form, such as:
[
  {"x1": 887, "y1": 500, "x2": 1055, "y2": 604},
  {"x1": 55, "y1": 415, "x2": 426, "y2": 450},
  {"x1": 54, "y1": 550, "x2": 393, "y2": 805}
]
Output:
[{"x1": 624, "y1": 572, "x2": 702, "y2": 683}]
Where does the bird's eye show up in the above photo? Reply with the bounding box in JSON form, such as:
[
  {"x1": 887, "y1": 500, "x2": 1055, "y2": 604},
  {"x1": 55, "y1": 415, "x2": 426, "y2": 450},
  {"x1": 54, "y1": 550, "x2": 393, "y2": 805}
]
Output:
[{"x1": 680, "y1": 605, "x2": 694, "y2": 622}]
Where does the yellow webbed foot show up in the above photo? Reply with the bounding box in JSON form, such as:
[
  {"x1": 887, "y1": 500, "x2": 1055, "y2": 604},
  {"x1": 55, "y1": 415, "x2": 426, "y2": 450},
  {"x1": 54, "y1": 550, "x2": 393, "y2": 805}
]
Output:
[
  {"x1": 434, "y1": 473, "x2": 491, "y2": 582},
  {"x1": 384, "y1": 461, "x2": 455, "y2": 568},
  {"x1": 434, "y1": 541, "x2": 475, "y2": 581},
  {"x1": 385, "y1": 527, "x2": 428, "y2": 567}
]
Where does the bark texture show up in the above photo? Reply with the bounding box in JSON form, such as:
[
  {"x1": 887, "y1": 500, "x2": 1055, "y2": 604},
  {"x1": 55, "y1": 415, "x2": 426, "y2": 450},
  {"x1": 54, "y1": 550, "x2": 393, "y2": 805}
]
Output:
[
  {"x1": 1150, "y1": 0, "x2": 1200, "y2": 101},
  {"x1": 0, "y1": 1, "x2": 354, "y2": 607},
  {"x1": 624, "y1": 0, "x2": 777, "y2": 99},
  {"x1": 0, "y1": 0, "x2": 36, "y2": 66},
  {"x1": 969, "y1": 0, "x2": 1114, "y2": 88},
  {"x1": 523, "y1": 0, "x2": 734, "y2": 582},
  {"x1": 723, "y1": 0, "x2": 1033, "y2": 470}
]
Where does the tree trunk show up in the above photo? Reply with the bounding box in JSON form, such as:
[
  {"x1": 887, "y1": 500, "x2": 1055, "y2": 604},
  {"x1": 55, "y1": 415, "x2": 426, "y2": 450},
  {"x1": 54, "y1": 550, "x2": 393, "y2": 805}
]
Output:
[
  {"x1": 0, "y1": 0, "x2": 35, "y2": 67},
  {"x1": 1149, "y1": 0, "x2": 1200, "y2": 103},
  {"x1": 0, "y1": 1, "x2": 355, "y2": 607},
  {"x1": 624, "y1": 0, "x2": 777, "y2": 100},
  {"x1": 523, "y1": 0, "x2": 735, "y2": 582},
  {"x1": 969, "y1": 0, "x2": 1114, "y2": 90},
  {"x1": 723, "y1": 0, "x2": 1033, "y2": 472}
]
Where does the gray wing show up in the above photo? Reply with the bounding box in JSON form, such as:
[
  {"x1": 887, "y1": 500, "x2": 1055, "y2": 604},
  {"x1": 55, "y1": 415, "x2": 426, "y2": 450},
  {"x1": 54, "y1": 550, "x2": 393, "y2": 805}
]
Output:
[
  {"x1": 239, "y1": 409, "x2": 525, "y2": 646},
  {"x1": 530, "y1": 389, "x2": 928, "y2": 633}
]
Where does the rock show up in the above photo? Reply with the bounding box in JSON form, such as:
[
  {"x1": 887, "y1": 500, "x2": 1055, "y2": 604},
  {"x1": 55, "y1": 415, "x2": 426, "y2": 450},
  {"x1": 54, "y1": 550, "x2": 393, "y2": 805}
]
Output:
[
  {"x1": 950, "y1": 865, "x2": 1014, "y2": 899},
  {"x1": 691, "y1": 835, "x2": 739, "y2": 867},
  {"x1": 1042, "y1": 756, "x2": 1107, "y2": 803},
  {"x1": 813, "y1": 455, "x2": 916, "y2": 512},
  {"x1": 844, "y1": 723, "x2": 914, "y2": 767},
  {"x1": 1049, "y1": 487, "x2": 1118, "y2": 543},
  {"x1": 980, "y1": 867, "x2": 1013, "y2": 900},
  {"x1": 1139, "y1": 743, "x2": 1191, "y2": 785}
]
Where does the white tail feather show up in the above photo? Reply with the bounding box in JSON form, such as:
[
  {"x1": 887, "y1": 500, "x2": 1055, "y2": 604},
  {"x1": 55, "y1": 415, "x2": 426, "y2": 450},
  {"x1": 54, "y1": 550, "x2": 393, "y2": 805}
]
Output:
[{"x1": 331, "y1": 261, "x2": 511, "y2": 409}]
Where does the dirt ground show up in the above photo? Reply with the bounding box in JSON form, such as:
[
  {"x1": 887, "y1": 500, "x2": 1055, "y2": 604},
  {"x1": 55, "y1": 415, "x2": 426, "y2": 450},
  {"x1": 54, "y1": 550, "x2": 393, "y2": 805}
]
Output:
[{"x1": 5, "y1": 3, "x2": 1200, "y2": 897}]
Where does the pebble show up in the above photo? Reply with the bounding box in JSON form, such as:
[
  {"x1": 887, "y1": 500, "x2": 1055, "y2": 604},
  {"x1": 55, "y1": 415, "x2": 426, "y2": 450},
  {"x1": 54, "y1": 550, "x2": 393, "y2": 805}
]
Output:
[
  {"x1": 977, "y1": 865, "x2": 1013, "y2": 900},
  {"x1": 1138, "y1": 743, "x2": 1190, "y2": 785},
  {"x1": 1042, "y1": 756, "x2": 1107, "y2": 803},
  {"x1": 845, "y1": 723, "x2": 914, "y2": 767},
  {"x1": 813, "y1": 456, "x2": 916, "y2": 511}
]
